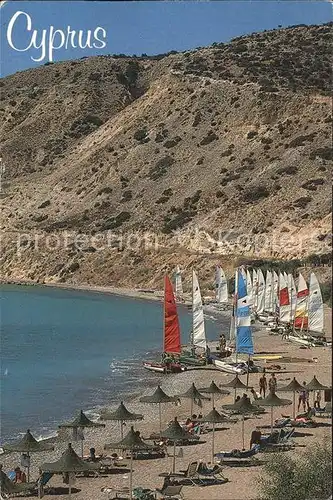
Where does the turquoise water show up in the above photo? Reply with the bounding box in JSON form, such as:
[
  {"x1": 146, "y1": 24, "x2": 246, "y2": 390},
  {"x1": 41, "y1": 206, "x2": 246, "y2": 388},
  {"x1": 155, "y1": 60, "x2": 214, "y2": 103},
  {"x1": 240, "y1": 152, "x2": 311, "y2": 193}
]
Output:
[{"x1": 0, "y1": 285, "x2": 227, "y2": 443}]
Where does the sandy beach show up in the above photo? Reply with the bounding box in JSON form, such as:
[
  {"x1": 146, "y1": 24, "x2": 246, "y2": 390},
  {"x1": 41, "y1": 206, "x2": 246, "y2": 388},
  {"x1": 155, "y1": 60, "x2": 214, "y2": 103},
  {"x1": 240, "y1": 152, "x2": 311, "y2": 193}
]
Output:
[{"x1": 1, "y1": 298, "x2": 331, "y2": 500}]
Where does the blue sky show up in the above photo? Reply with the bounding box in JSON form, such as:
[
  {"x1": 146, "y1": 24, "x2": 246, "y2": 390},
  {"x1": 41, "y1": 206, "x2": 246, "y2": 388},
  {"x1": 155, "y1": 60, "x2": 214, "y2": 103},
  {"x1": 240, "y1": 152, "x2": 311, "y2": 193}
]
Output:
[{"x1": 1, "y1": 1, "x2": 331, "y2": 76}]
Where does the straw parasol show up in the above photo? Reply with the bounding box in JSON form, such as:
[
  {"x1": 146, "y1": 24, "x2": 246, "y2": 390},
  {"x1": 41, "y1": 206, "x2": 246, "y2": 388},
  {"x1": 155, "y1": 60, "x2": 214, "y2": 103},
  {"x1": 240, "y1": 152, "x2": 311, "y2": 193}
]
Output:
[
  {"x1": 139, "y1": 385, "x2": 176, "y2": 435},
  {"x1": 104, "y1": 426, "x2": 153, "y2": 500},
  {"x1": 278, "y1": 377, "x2": 304, "y2": 418},
  {"x1": 253, "y1": 390, "x2": 292, "y2": 432},
  {"x1": 160, "y1": 417, "x2": 195, "y2": 473},
  {"x1": 198, "y1": 408, "x2": 232, "y2": 463},
  {"x1": 199, "y1": 381, "x2": 230, "y2": 408},
  {"x1": 59, "y1": 410, "x2": 105, "y2": 457},
  {"x1": 220, "y1": 375, "x2": 248, "y2": 400},
  {"x1": 100, "y1": 401, "x2": 143, "y2": 439},
  {"x1": 306, "y1": 376, "x2": 329, "y2": 406},
  {"x1": 2, "y1": 429, "x2": 54, "y2": 481},
  {"x1": 41, "y1": 443, "x2": 99, "y2": 500},
  {"x1": 175, "y1": 383, "x2": 210, "y2": 416},
  {"x1": 222, "y1": 395, "x2": 263, "y2": 450}
]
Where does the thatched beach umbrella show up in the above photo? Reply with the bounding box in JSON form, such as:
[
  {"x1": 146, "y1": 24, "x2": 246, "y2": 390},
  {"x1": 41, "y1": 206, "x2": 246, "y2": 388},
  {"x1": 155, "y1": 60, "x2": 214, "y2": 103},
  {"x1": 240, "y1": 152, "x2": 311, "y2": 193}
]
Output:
[
  {"x1": 175, "y1": 383, "x2": 210, "y2": 416},
  {"x1": 198, "y1": 408, "x2": 232, "y2": 463},
  {"x1": 223, "y1": 395, "x2": 263, "y2": 450},
  {"x1": 253, "y1": 391, "x2": 292, "y2": 432},
  {"x1": 41, "y1": 443, "x2": 99, "y2": 500},
  {"x1": 100, "y1": 401, "x2": 143, "y2": 439},
  {"x1": 2, "y1": 429, "x2": 54, "y2": 481},
  {"x1": 59, "y1": 410, "x2": 105, "y2": 457},
  {"x1": 278, "y1": 377, "x2": 304, "y2": 418},
  {"x1": 306, "y1": 376, "x2": 329, "y2": 407},
  {"x1": 220, "y1": 375, "x2": 248, "y2": 400},
  {"x1": 104, "y1": 426, "x2": 153, "y2": 500},
  {"x1": 139, "y1": 385, "x2": 176, "y2": 435},
  {"x1": 161, "y1": 417, "x2": 195, "y2": 473},
  {"x1": 199, "y1": 381, "x2": 230, "y2": 408}
]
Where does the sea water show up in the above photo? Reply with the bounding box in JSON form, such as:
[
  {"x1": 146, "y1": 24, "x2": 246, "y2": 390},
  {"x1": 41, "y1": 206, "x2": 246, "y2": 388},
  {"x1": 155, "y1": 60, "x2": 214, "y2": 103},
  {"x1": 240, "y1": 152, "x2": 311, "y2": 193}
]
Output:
[{"x1": 0, "y1": 285, "x2": 228, "y2": 443}]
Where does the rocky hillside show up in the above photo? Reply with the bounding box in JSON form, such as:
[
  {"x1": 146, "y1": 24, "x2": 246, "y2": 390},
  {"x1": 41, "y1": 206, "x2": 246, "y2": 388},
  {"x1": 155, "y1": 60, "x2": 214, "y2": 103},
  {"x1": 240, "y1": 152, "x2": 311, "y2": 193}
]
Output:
[{"x1": 1, "y1": 23, "x2": 332, "y2": 288}]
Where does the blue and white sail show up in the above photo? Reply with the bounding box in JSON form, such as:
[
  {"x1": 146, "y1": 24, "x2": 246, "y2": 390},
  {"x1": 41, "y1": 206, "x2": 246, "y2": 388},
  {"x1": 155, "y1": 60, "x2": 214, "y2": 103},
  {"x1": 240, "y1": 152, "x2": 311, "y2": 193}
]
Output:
[{"x1": 236, "y1": 270, "x2": 254, "y2": 355}]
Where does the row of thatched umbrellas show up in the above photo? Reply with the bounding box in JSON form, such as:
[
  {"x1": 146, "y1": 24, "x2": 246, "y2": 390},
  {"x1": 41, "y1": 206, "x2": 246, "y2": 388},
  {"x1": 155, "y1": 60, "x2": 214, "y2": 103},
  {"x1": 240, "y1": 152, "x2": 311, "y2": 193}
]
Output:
[{"x1": 1, "y1": 376, "x2": 329, "y2": 499}]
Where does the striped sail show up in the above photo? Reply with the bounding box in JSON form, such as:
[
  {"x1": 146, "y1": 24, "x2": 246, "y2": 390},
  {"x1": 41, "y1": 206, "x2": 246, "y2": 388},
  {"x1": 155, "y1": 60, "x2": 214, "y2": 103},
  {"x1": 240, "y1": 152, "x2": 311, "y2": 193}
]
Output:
[
  {"x1": 294, "y1": 273, "x2": 309, "y2": 330},
  {"x1": 308, "y1": 273, "x2": 324, "y2": 334},
  {"x1": 229, "y1": 268, "x2": 238, "y2": 344},
  {"x1": 192, "y1": 270, "x2": 207, "y2": 349},
  {"x1": 279, "y1": 273, "x2": 290, "y2": 323},
  {"x1": 236, "y1": 270, "x2": 254, "y2": 355},
  {"x1": 215, "y1": 265, "x2": 228, "y2": 304}
]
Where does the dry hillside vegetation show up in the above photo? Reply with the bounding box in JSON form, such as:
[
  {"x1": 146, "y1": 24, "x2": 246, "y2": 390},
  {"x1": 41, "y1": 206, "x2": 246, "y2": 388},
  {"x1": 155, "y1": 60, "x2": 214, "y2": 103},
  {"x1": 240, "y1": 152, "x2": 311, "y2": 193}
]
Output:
[{"x1": 1, "y1": 23, "x2": 332, "y2": 287}]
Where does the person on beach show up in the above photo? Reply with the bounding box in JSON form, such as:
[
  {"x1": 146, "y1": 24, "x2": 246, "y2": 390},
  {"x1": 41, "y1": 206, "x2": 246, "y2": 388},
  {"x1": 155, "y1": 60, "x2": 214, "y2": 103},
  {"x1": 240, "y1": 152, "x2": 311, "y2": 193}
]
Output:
[
  {"x1": 235, "y1": 395, "x2": 241, "y2": 402},
  {"x1": 259, "y1": 374, "x2": 267, "y2": 397},
  {"x1": 250, "y1": 387, "x2": 261, "y2": 401},
  {"x1": 89, "y1": 448, "x2": 97, "y2": 462},
  {"x1": 250, "y1": 427, "x2": 262, "y2": 448},
  {"x1": 14, "y1": 467, "x2": 26, "y2": 483},
  {"x1": 314, "y1": 390, "x2": 321, "y2": 409},
  {"x1": 298, "y1": 382, "x2": 310, "y2": 412},
  {"x1": 268, "y1": 373, "x2": 277, "y2": 393}
]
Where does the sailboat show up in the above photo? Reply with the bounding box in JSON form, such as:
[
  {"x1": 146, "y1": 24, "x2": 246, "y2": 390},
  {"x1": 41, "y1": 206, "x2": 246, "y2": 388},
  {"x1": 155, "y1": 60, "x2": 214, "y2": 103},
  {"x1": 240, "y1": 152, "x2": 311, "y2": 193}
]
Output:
[
  {"x1": 174, "y1": 266, "x2": 184, "y2": 302},
  {"x1": 214, "y1": 265, "x2": 229, "y2": 307},
  {"x1": 180, "y1": 270, "x2": 208, "y2": 366},
  {"x1": 287, "y1": 272, "x2": 330, "y2": 347},
  {"x1": 143, "y1": 276, "x2": 185, "y2": 374},
  {"x1": 213, "y1": 268, "x2": 254, "y2": 375}
]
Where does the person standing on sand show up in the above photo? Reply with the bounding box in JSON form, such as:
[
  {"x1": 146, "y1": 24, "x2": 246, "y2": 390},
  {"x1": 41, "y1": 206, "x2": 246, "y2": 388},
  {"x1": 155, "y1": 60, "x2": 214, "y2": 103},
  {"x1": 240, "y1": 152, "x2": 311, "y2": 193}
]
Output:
[
  {"x1": 298, "y1": 382, "x2": 309, "y2": 412},
  {"x1": 268, "y1": 373, "x2": 277, "y2": 393},
  {"x1": 314, "y1": 390, "x2": 321, "y2": 409},
  {"x1": 259, "y1": 374, "x2": 267, "y2": 397}
]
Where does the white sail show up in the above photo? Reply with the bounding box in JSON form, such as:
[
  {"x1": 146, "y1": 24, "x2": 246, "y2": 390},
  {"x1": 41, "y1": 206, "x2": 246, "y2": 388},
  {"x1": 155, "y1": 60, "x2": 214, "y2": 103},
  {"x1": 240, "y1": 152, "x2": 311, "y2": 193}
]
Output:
[
  {"x1": 279, "y1": 273, "x2": 290, "y2": 323},
  {"x1": 308, "y1": 273, "x2": 324, "y2": 334},
  {"x1": 192, "y1": 270, "x2": 207, "y2": 349},
  {"x1": 294, "y1": 273, "x2": 309, "y2": 331},
  {"x1": 215, "y1": 265, "x2": 228, "y2": 303},
  {"x1": 288, "y1": 273, "x2": 297, "y2": 322},
  {"x1": 246, "y1": 269, "x2": 253, "y2": 305},
  {"x1": 256, "y1": 269, "x2": 266, "y2": 314},
  {"x1": 265, "y1": 270, "x2": 273, "y2": 312},
  {"x1": 272, "y1": 270, "x2": 279, "y2": 313},
  {"x1": 174, "y1": 266, "x2": 183, "y2": 300}
]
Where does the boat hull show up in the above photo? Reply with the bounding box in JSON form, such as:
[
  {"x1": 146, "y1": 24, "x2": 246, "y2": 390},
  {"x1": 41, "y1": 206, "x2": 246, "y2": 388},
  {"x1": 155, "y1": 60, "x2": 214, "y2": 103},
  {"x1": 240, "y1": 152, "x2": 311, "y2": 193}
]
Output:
[
  {"x1": 213, "y1": 359, "x2": 247, "y2": 375},
  {"x1": 143, "y1": 362, "x2": 185, "y2": 374}
]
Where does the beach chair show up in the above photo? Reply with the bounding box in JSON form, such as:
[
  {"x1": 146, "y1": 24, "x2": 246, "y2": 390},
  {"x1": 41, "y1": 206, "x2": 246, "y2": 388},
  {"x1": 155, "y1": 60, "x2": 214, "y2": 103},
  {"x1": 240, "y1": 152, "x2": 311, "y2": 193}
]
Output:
[
  {"x1": 155, "y1": 484, "x2": 184, "y2": 499},
  {"x1": 315, "y1": 402, "x2": 332, "y2": 418},
  {"x1": 196, "y1": 463, "x2": 228, "y2": 484},
  {"x1": 160, "y1": 461, "x2": 199, "y2": 486}
]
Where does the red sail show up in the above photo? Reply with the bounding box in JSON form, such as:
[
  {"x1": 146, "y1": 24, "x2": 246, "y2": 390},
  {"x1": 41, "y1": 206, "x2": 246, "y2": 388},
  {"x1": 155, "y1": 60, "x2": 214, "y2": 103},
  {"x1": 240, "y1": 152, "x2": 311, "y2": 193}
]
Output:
[
  {"x1": 164, "y1": 275, "x2": 181, "y2": 354},
  {"x1": 279, "y1": 287, "x2": 290, "y2": 306},
  {"x1": 294, "y1": 316, "x2": 308, "y2": 329}
]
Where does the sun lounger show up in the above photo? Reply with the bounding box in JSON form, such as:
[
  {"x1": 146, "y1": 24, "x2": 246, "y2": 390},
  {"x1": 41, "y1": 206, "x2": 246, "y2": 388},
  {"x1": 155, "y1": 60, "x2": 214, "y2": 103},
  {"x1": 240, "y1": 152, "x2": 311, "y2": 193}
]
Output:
[
  {"x1": 215, "y1": 444, "x2": 260, "y2": 460},
  {"x1": 155, "y1": 484, "x2": 184, "y2": 499},
  {"x1": 159, "y1": 461, "x2": 199, "y2": 486},
  {"x1": 197, "y1": 463, "x2": 228, "y2": 484},
  {"x1": 315, "y1": 402, "x2": 332, "y2": 418},
  {"x1": 101, "y1": 486, "x2": 130, "y2": 499}
]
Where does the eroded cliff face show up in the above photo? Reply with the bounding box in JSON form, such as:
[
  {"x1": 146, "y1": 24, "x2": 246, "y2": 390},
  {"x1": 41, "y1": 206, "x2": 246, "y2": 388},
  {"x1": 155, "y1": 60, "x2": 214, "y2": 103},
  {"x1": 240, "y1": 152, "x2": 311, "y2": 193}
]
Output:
[{"x1": 1, "y1": 23, "x2": 331, "y2": 287}]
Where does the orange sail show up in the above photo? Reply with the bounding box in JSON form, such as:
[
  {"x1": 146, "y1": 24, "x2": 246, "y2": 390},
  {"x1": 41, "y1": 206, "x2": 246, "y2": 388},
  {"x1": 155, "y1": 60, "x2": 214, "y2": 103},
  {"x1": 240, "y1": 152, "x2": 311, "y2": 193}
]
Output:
[{"x1": 163, "y1": 275, "x2": 181, "y2": 354}]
